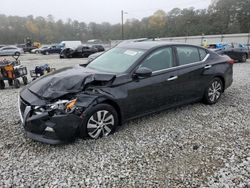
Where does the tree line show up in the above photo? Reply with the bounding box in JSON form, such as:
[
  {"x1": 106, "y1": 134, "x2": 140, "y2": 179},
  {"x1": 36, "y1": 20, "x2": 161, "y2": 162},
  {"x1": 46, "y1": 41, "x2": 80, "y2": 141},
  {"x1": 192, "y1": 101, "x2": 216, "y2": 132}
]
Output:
[{"x1": 0, "y1": 0, "x2": 249, "y2": 44}]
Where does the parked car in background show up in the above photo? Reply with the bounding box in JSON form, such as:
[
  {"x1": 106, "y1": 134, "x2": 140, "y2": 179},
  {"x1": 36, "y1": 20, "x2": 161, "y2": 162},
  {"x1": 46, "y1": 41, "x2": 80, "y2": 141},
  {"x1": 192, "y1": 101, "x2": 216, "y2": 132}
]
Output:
[
  {"x1": 17, "y1": 44, "x2": 38, "y2": 53},
  {"x1": 31, "y1": 46, "x2": 49, "y2": 54},
  {"x1": 211, "y1": 43, "x2": 249, "y2": 62},
  {"x1": 19, "y1": 41, "x2": 233, "y2": 144},
  {"x1": 40, "y1": 45, "x2": 62, "y2": 55},
  {"x1": 87, "y1": 51, "x2": 105, "y2": 62},
  {"x1": 59, "y1": 41, "x2": 82, "y2": 49},
  {"x1": 91, "y1": 45, "x2": 105, "y2": 52},
  {"x1": 0, "y1": 46, "x2": 23, "y2": 56},
  {"x1": 59, "y1": 45, "x2": 98, "y2": 58}
]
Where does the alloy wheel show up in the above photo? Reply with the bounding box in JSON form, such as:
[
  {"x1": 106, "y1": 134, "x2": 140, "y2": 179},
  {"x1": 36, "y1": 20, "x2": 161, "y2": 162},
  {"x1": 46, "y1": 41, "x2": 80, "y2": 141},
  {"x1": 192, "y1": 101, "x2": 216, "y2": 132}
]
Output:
[
  {"x1": 87, "y1": 110, "x2": 115, "y2": 139},
  {"x1": 208, "y1": 80, "x2": 222, "y2": 102}
]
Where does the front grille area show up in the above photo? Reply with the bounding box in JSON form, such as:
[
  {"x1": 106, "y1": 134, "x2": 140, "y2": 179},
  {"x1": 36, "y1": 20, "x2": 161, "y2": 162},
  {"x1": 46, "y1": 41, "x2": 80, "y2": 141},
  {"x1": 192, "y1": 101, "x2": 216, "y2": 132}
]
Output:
[{"x1": 19, "y1": 97, "x2": 29, "y2": 116}]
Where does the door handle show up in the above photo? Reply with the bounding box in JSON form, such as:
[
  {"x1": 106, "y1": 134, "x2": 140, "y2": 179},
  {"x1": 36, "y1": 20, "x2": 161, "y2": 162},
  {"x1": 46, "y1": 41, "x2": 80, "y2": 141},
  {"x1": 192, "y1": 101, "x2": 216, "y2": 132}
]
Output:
[
  {"x1": 167, "y1": 76, "x2": 178, "y2": 81},
  {"x1": 204, "y1": 65, "x2": 212, "y2": 69}
]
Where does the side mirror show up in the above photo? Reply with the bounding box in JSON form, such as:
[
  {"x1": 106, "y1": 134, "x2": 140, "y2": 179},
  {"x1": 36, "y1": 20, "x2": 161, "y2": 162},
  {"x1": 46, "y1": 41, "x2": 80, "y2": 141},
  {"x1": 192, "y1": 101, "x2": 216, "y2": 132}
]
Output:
[{"x1": 134, "y1": 67, "x2": 152, "y2": 78}]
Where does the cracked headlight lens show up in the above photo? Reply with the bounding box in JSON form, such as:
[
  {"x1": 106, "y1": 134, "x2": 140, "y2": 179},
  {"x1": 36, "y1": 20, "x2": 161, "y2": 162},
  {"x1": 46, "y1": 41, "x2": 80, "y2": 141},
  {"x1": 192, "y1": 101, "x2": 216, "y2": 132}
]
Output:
[{"x1": 33, "y1": 99, "x2": 77, "y2": 115}]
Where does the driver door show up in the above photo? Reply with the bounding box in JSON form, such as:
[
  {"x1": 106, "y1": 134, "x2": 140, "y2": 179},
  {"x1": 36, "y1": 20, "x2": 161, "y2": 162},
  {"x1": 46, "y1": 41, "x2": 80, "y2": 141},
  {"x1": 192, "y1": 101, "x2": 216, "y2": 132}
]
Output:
[{"x1": 123, "y1": 47, "x2": 180, "y2": 119}]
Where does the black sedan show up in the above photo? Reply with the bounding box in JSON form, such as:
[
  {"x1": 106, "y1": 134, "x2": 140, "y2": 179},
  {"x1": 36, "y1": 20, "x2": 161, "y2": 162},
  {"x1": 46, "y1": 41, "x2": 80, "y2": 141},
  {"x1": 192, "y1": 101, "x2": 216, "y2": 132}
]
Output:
[
  {"x1": 59, "y1": 45, "x2": 98, "y2": 58},
  {"x1": 212, "y1": 43, "x2": 249, "y2": 62},
  {"x1": 41, "y1": 45, "x2": 62, "y2": 55},
  {"x1": 18, "y1": 42, "x2": 233, "y2": 144}
]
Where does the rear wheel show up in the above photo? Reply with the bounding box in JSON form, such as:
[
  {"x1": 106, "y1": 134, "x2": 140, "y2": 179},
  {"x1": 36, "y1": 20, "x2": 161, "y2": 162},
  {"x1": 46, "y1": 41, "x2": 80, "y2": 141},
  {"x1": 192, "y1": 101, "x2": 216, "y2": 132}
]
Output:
[
  {"x1": 203, "y1": 78, "x2": 223, "y2": 105},
  {"x1": 45, "y1": 51, "x2": 49, "y2": 55},
  {"x1": 15, "y1": 52, "x2": 20, "y2": 56},
  {"x1": 80, "y1": 104, "x2": 118, "y2": 139},
  {"x1": 14, "y1": 79, "x2": 20, "y2": 88},
  {"x1": 22, "y1": 76, "x2": 28, "y2": 85},
  {"x1": 240, "y1": 53, "x2": 247, "y2": 62},
  {"x1": 0, "y1": 80, "x2": 5, "y2": 89}
]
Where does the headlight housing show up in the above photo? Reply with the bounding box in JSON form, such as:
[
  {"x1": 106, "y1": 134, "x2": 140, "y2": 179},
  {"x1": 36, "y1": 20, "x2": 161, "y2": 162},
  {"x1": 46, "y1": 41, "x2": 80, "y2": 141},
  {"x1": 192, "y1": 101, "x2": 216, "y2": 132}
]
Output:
[{"x1": 33, "y1": 99, "x2": 77, "y2": 115}]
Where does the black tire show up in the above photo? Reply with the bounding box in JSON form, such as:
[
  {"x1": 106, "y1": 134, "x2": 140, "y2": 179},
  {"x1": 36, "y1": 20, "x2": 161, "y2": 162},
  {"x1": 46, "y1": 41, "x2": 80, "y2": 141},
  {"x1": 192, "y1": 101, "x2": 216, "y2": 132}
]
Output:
[
  {"x1": 22, "y1": 76, "x2": 28, "y2": 85},
  {"x1": 0, "y1": 80, "x2": 5, "y2": 89},
  {"x1": 203, "y1": 78, "x2": 223, "y2": 105},
  {"x1": 35, "y1": 51, "x2": 39, "y2": 54},
  {"x1": 15, "y1": 52, "x2": 20, "y2": 56},
  {"x1": 80, "y1": 103, "x2": 118, "y2": 139},
  {"x1": 8, "y1": 79, "x2": 13, "y2": 86},
  {"x1": 14, "y1": 79, "x2": 21, "y2": 88},
  {"x1": 240, "y1": 53, "x2": 247, "y2": 62},
  {"x1": 45, "y1": 51, "x2": 49, "y2": 55}
]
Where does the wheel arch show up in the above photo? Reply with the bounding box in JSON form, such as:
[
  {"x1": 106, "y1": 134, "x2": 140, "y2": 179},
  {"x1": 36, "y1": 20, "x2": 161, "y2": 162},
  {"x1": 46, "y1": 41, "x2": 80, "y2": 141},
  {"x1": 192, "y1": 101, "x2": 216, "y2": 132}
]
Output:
[{"x1": 100, "y1": 99, "x2": 122, "y2": 125}]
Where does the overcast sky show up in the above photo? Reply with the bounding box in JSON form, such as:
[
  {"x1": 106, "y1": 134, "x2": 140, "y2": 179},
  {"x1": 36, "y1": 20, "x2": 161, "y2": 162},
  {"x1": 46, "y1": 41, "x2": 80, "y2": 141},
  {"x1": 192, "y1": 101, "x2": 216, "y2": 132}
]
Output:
[{"x1": 2, "y1": 0, "x2": 211, "y2": 24}]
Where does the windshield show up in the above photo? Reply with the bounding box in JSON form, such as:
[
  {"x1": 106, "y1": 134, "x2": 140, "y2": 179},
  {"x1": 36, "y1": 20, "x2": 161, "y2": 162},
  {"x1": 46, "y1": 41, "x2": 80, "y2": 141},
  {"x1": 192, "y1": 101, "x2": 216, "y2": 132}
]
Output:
[{"x1": 87, "y1": 47, "x2": 145, "y2": 73}]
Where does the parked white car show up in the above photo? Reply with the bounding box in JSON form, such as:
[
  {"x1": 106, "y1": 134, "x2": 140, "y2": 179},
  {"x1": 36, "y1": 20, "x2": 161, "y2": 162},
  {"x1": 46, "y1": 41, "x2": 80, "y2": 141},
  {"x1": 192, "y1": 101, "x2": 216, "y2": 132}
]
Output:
[{"x1": 0, "y1": 46, "x2": 24, "y2": 56}]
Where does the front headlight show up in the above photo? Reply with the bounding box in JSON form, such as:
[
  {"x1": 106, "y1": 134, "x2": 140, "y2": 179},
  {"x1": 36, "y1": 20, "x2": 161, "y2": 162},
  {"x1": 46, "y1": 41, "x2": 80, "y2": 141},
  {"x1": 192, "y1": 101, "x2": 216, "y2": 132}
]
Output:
[
  {"x1": 48, "y1": 100, "x2": 69, "y2": 110},
  {"x1": 33, "y1": 99, "x2": 77, "y2": 115}
]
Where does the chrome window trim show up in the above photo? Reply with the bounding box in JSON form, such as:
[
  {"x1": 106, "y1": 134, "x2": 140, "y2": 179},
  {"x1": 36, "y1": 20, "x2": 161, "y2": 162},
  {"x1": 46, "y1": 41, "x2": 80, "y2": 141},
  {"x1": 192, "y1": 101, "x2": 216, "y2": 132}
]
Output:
[{"x1": 152, "y1": 53, "x2": 210, "y2": 75}]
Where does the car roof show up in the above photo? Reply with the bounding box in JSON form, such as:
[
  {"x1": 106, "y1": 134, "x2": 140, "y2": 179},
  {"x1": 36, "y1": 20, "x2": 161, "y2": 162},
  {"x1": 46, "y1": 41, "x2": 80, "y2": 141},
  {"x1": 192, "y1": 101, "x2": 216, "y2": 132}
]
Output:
[
  {"x1": 0, "y1": 46, "x2": 18, "y2": 49},
  {"x1": 116, "y1": 41, "x2": 195, "y2": 50}
]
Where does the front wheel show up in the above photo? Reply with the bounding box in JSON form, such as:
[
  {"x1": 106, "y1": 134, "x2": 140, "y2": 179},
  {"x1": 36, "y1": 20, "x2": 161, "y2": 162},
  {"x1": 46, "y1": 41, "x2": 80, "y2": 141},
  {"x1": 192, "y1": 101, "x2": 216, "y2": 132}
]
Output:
[
  {"x1": 203, "y1": 78, "x2": 223, "y2": 105},
  {"x1": 80, "y1": 104, "x2": 118, "y2": 139}
]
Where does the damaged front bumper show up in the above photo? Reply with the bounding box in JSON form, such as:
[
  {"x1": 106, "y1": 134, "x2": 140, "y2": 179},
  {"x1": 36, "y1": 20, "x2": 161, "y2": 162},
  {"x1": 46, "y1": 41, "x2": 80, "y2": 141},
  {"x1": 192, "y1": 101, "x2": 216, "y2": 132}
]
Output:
[{"x1": 19, "y1": 97, "x2": 82, "y2": 144}]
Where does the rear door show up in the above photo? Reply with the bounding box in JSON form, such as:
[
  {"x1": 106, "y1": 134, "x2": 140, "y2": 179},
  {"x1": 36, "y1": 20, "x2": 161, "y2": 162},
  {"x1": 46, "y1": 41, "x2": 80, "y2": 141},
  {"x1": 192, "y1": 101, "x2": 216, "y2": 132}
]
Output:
[{"x1": 173, "y1": 45, "x2": 210, "y2": 103}]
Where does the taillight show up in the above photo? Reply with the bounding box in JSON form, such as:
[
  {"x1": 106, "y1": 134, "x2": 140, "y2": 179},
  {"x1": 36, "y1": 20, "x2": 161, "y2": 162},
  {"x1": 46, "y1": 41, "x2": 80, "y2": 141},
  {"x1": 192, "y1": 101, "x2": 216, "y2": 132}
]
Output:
[{"x1": 227, "y1": 59, "x2": 235, "y2": 64}]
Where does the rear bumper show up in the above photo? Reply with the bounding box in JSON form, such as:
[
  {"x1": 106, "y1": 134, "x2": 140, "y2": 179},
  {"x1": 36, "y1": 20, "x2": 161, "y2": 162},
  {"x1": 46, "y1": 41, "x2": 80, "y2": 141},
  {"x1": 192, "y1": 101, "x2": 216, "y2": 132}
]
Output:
[{"x1": 224, "y1": 65, "x2": 233, "y2": 90}]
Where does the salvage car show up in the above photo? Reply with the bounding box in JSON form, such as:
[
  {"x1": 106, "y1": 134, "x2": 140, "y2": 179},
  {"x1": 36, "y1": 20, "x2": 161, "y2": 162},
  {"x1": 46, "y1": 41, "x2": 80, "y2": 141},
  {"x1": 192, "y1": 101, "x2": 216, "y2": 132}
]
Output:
[
  {"x1": 18, "y1": 41, "x2": 233, "y2": 144},
  {"x1": 59, "y1": 45, "x2": 98, "y2": 58},
  {"x1": 91, "y1": 45, "x2": 105, "y2": 52},
  {"x1": 209, "y1": 43, "x2": 248, "y2": 62},
  {"x1": 87, "y1": 51, "x2": 104, "y2": 62}
]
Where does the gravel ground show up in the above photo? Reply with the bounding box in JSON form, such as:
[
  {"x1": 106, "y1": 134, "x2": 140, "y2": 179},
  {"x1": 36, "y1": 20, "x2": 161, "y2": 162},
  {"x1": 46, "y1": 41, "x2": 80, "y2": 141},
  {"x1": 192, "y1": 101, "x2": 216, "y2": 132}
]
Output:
[{"x1": 0, "y1": 54, "x2": 250, "y2": 187}]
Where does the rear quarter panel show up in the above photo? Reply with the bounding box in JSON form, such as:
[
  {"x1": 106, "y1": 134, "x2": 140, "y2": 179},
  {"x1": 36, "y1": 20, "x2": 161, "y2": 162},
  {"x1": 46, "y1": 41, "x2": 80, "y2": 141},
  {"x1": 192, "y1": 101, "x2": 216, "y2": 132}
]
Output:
[{"x1": 205, "y1": 53, "x2": 233, "y2": 90}]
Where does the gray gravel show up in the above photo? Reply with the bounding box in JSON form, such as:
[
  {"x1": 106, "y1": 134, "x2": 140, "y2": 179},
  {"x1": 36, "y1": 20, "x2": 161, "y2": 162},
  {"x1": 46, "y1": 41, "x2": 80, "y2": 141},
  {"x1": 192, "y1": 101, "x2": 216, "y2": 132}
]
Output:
[{"x1": 0, "y1": 54, "x2": 250, "y2": 187}]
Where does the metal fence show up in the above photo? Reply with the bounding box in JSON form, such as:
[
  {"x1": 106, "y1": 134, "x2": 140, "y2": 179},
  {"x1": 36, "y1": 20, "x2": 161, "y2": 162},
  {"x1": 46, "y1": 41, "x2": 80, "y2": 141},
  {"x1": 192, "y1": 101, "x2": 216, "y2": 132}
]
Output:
[
  {"x1": 111, "y1": 33, "x2": 250, "y2": 48},
  {"x1": 160, "y1": 33, "x2": 250, "y2": 46}
]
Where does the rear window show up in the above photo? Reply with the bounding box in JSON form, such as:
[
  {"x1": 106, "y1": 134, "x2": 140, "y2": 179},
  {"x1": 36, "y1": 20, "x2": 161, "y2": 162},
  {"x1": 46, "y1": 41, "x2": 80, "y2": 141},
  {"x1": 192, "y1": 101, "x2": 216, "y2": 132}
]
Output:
[
  {"x1": 199, "y1": 48, "x2": 207, "y2": 60},
  {"x1": 176, "y1": 46, "x2": 200, "y2": 65}
]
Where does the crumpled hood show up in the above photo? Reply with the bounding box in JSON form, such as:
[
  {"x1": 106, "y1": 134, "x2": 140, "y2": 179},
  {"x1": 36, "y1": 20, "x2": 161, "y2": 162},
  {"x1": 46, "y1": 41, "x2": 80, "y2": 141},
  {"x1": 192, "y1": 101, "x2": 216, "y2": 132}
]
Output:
[{"x1": 27, "y1": 65, "x2": 115, "y2": 99}]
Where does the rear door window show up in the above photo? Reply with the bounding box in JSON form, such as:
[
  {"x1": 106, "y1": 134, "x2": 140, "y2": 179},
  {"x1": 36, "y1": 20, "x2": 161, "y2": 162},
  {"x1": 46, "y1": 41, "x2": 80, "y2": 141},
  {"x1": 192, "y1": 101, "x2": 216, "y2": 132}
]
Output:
[{"x1": 176, "y1": 46, "x2": 200, "y2": 65}]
